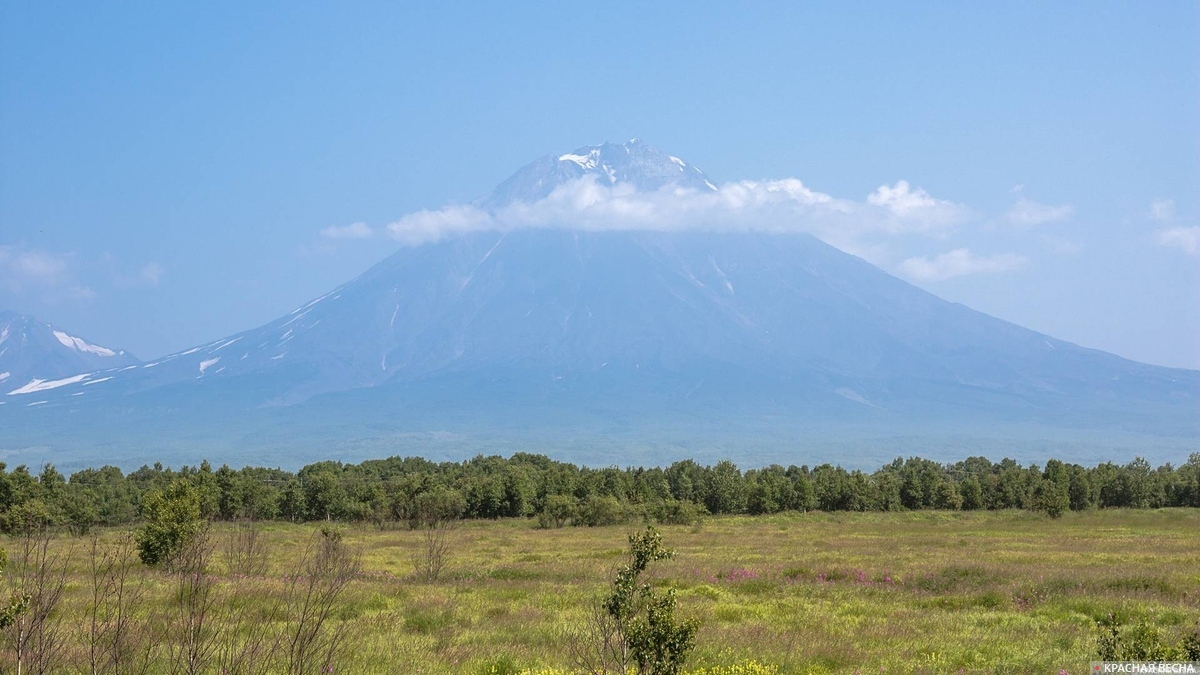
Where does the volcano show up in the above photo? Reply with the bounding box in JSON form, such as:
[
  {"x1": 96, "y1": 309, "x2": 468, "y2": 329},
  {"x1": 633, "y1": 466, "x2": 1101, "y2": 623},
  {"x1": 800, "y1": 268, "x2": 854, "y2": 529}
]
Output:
[{"x1": 3, "y1": 141, "x2": 1196, "y2": 469}]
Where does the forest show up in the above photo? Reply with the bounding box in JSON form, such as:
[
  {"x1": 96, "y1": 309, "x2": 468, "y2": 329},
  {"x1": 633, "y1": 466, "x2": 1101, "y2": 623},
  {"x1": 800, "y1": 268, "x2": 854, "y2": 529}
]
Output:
[{"x1": 3, "y1": 452, "x2": 1199, "y2": 534}]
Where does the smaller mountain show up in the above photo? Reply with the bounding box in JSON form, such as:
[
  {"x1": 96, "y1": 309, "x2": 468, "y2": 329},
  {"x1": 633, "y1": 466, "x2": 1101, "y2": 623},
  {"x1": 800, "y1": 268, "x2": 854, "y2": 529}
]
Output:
[
  {"x1": 0, "y1": 311, "x2": 139, "y2": 396},
  {"x1": 479, "y1": 138, "x2": 718, "y2": 208}
]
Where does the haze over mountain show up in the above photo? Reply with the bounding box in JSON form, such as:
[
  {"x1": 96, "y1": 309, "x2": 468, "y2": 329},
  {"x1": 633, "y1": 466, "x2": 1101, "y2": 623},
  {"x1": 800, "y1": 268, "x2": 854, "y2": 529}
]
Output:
[{"x1": 2, "y1": 141, "x2": 1196, "y2": 470}]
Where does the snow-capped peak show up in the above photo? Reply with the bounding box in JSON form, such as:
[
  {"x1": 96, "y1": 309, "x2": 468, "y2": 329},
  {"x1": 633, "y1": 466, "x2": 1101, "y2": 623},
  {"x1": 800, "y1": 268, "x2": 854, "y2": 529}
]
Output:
[
  {"x1": 0, "y1": 310, "x2": 138, "y2": 390},
  {"x1": 481, "y1": 139, "x2": 718, "y2": 209}
]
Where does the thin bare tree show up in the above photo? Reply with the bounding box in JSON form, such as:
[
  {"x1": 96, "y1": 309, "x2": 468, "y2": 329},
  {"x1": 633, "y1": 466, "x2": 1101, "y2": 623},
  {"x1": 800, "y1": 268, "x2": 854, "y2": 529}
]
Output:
[
  {"x1": 166, "y1": 527, "x2": 222, "y2": 675},
  {"x1": 214, "y1": 529, "x2": 283, "y2": 675},
  {"x1": 570, "y1": 594, "x2": 630, "y2": 675},
  {"x1": 213, "y1": 594, "x2": 282, "y2": 675},
  {"x1": 7, "y1": 519, "x2": 71, "y2": 675},
  {"x1": 282, "y1": 527, "x2": 360, "y2": 675},
  {"x1": 222, "y1": 519, "x2": 269, "y2": 577},
  {"x1": 410, "y1": 488, "x2": 464, "y2": 581},
  {"x1": 78, "y1": 532, "x2": 157, "y2": 675}
]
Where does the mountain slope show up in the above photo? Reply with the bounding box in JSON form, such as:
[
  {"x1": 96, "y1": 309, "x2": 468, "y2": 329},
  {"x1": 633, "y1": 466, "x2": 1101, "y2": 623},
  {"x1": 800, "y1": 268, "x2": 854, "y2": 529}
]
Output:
[
  {"x1": 2, "y1": 141, "x2": 1196, "y2": 467},
  {"x1": 0, "y1": 311, "x2": 138, "y2": 398}
]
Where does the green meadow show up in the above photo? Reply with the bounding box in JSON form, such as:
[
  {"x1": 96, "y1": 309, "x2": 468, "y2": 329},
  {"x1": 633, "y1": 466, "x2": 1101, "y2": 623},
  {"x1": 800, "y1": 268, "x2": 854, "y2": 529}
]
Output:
[{"x1": 4, "y1": 509, "x2": 1200, "y2": 674}]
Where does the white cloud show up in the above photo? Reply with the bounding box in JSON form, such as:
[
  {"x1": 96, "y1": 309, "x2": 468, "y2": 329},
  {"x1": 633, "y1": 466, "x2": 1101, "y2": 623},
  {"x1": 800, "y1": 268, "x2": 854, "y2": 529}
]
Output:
[
  {"x1": 1156, "y1": 226, "x2": 1199, "y2": 255},
  {"x1": 385, "y1": 176, "x2": 970, "y2": 250},
  {"x1": 139, "y1": 262, "x2": 165, "y2": 286},
  {"x1": 1037, "y1": 234, "x2": 1083, "y2": 255},
  {"x1": 388, "y1": 205, "x2": 493, "y2": 246},
  {"x1": 898, "y1": 248, "x2": 1027, "y2": 281},
  {"x1": 1150, "y1": 199, "x2": 1176, "y2": 222},
  {"x1": 320, "y1": 221, "x2": 375, "y2": 240},
  {"x1": 867, "y1": 180, "x2": 970, "y2": 230},
  {"x1": 0, "y1": 246, "x2": 69, "y2": 282},
  {"x1": 0, "y1": 245, "x2": 79, "y2": 295},
  {"x1": 1006, "y1": 196, "x2": 1073, "y2": 227}
]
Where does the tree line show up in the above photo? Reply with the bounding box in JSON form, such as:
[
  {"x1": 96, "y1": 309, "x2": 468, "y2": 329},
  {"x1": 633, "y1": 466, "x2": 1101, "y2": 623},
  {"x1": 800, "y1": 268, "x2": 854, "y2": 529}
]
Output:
[{"x1": 1, "y1": 451, "x2": 1198, "y2": 533}]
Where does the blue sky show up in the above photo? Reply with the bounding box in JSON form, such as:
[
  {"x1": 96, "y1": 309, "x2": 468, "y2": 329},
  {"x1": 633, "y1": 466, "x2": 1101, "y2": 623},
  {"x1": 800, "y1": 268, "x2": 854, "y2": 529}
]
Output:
[{"x1": 1, "y1": 1, "x2": 1197, "y2": 367}]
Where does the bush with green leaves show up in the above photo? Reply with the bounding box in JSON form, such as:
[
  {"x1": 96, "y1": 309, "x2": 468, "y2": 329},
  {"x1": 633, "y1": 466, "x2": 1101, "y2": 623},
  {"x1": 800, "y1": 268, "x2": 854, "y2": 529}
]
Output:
[
  {"x1": 604, "y1": 526, "x2": 699, "y2": 675},
  {"x1": 577, "y1": 495, "x2": 630, "y2": 527},
  {"x1": 651, "y1": 499, "x2": 707, "y2": 526},
  {"x1": 0, "y1": 499, "x2": 58, "y2": 535},
  {"x1": 1097, "y1": 619, "x2": 1200, "y2": 661},
  {"x1": 537, "y1": 494, "x2": 577, "y2": 529},
  {"x1": 135, "y1": 479, "x2": 205, "y2": 566}
]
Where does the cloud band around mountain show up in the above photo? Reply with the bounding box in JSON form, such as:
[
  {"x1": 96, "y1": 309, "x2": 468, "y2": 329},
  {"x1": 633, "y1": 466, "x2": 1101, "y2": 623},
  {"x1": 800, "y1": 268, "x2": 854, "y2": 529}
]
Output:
[{"x1": 384, "y1": 176, "x2": 971, "y2": 254}]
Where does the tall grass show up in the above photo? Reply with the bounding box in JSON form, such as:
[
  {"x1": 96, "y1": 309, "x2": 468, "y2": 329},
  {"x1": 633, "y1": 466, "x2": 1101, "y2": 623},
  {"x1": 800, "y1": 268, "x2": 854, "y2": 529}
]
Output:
[{"x1": 0, "y1": 509, "x2": 1197, "y2": 673}]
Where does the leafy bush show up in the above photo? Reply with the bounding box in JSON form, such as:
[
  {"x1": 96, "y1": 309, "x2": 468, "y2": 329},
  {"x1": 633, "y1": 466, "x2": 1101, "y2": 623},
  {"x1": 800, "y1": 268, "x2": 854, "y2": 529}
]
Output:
[
  {"x1": 537, "y1": 494, "x2": 577, "y2": 529},
  {"x1": 576, "y1": 495, "x2": 629, "y2": 527},
  {"x1": 1097, "y1": 619, "x2": 1199, "y2": 661},
  {"x1": 653, "y1": 499, "x2": 708, "y2": 526},
  {"x1": 0, "y1": 499, "x2": 57, "y2": 535},
  {"x1": 135, "y1": 479, "x2": 205, "y2": 566},
  {"x1": 607, "y1": 527, "x2": 699, "y2": 675}
]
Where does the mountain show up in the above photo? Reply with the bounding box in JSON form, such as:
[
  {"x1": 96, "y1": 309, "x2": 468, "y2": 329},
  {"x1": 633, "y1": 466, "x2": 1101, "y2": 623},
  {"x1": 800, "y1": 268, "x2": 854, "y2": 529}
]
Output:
[
  {"x1": 0, "y1": 311, "x2": 139, "y2": 398},
  {"x1": 479, "y1": 138, "x2": 717, "y2": 208},
  {"x1": 2, "y1": 141, "x2": 1196, "y2": 469}
]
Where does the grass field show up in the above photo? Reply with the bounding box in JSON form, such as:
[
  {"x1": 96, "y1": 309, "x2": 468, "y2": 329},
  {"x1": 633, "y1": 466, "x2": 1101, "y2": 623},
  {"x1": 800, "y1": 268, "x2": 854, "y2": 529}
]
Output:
[{"x1": 5, "y1": 509, "x2": 1200, "y2": 674}]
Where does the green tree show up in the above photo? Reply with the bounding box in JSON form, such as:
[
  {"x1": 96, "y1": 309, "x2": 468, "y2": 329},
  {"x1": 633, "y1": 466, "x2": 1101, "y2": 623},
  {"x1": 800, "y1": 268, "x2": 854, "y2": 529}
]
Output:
[
  {"x1": 959, "y1": 477, "x2": 984, "y2": 511},
  {"x1": 704, "y1": 460, "x2": 745, "y2": 515},
  {"x1": 933, "y1": 480, "x2": 963, "y2": 510},
  {"x1": 60, "y1": 486, "x2": 99, "y2": 535},
  {"x1": 304, "y1": 471, "x2": 346, "y2": 521},
  {"x1": 135, "y1": 479, "x2": 204, "y2": 565},
  {"x1": 278, "y1": 479, "x2": 307, "y2": 522},
  {"x1": 1067, "y1": 465, "x2": 1093, "y2": 511},
  {"x1": 1033, "y1": 478, "x2": 1070, "y2": 518}
]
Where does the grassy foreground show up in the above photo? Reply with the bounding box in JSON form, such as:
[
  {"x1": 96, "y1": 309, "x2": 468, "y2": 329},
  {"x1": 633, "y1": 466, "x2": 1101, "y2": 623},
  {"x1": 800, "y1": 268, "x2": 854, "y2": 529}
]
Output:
[{"x1": 6, "y1": 509, "x2": 1200, "y2": 674}]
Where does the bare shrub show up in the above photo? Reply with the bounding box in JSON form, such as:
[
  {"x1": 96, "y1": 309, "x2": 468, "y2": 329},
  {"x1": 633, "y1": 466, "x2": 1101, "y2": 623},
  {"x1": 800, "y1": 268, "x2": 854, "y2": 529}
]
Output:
[
  {"x1": 222, "y1": 519, "x2": 269, "y2": 577},
  {"x1": 6, "y1": 521, "x2": 71, "y2": 675},
  {"x1": 214, "y1": 593, "x2": 281, "y2": 675},
  {"x1": 282, "y1": 526, "x2": 361, "y2": 675},
  {"x1": 415, "y1": 525, "x2": 453, "y2": 582},
  {"x1": 180, "y1": 522, "x2": 280, "y2": 675},
  {"x1": 79, "y1": 533, "x2": 157, "y2": 675},
  {"x1": 166, "y1": 527, "x2": 222, "y2": 675},
  {"x1": 410, "y1": 488, "x2": 464, "y2": 581},
  {"x1": 571, "y1": 598, "x2": 630, "y2": 675}
]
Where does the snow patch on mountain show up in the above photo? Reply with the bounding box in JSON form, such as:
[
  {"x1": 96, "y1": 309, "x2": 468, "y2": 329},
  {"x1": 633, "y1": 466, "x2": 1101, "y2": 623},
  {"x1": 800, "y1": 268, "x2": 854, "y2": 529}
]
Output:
[
  {"x1": 52, "y1": 330, "x2": 118, "y2": 357},
  {"x1": 8, "y1": 373, "x2": 91, "y2": 395},
  {"x1": 559, "y1": 150, "x2": 600, "y2": 169}
]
